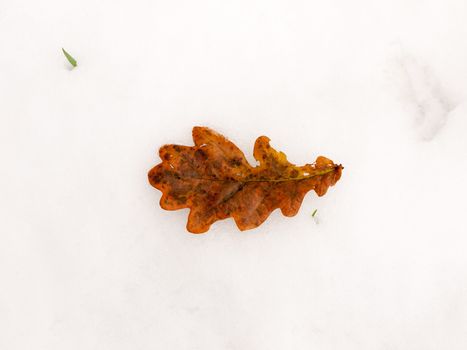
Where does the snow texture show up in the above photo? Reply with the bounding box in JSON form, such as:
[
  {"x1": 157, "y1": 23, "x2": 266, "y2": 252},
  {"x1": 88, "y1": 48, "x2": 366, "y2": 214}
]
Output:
[{"x1": 1, "y1": 0, "x2": 467, "y2": 349}]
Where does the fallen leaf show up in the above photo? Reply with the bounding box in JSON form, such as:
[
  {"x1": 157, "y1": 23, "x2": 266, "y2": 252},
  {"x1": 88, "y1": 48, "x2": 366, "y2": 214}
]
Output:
[{"x1": 148, "y1": 127, "x2": 343, "y2": 233}]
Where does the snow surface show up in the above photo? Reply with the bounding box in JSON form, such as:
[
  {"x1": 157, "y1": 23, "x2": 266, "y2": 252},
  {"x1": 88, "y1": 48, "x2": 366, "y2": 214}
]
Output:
[{"x1": 1, "y1": 0, "x2": 467, "y2": 349}]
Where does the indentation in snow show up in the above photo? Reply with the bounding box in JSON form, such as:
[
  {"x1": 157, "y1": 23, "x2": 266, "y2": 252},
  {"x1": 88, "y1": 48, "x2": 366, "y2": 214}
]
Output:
[{"x1": 392, "y1": 53, "x2": 456, "y2": 141}]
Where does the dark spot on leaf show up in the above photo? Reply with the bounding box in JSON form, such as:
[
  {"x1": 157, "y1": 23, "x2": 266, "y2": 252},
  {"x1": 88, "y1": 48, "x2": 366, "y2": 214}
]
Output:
[
  {"x1": 229, "y1": 157, "x2": 243, "y2": 167},
  {"x1": 195, "y1": 149, "x2": 208, "y2": 161}
]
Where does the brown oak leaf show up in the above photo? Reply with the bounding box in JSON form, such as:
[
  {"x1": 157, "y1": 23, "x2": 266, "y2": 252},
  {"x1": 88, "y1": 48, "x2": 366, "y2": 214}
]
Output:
[{"x1": 148, "y1": 127, "x2": 343, "y2": 233}]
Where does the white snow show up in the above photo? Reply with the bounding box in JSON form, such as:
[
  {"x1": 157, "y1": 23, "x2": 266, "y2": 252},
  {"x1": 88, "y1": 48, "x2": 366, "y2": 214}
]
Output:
[{"x1": 1, "y1": 0, "x2": 467, "y2": 349}]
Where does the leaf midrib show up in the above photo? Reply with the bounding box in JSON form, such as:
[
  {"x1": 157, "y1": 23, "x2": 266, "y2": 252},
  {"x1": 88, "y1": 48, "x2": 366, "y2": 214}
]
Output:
[{"x1": 174, "y1": 166, "x2": 339, "y2": 183}]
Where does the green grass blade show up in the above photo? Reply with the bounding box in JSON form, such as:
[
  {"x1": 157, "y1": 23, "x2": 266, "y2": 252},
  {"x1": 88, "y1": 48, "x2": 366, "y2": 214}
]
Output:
[{"x1": 62, "y1": 48, "x2": 77, "y2": 67}]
